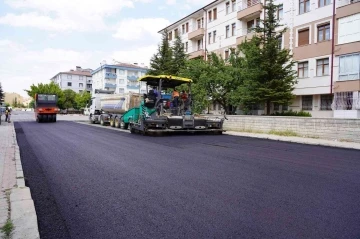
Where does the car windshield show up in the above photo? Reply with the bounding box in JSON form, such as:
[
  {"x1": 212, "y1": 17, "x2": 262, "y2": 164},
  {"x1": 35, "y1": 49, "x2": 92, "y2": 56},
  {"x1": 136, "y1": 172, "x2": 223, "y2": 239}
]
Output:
[{"x1": 38, "y1": 94, "x2": 56, "y2": 102}]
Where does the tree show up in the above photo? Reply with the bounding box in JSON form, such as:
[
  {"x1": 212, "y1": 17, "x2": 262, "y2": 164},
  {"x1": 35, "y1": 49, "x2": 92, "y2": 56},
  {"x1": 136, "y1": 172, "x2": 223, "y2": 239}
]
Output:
[
  {"x1": 0, "y1": 82, "x2": 4, "y2": 104},
  {"x1": 172, "y1": 36, "x2": 188, "y2": 75},
  {"x1": 61, "y1": 89, "x2": 77, "y2": 109},
  {"x1": 235, "y1": 0, "x2": 297, "y2": 115},
  {"x1": 12, "y1": 97, "x2": 18, "y2": 107},
  {"x1": 148, "y1": 29, "x2": 174, "y2": 75},
  {"x1": 75, "y1": 91, "x2": 91, "y2": 109},
  {"x1": 26, "y1": 82, "x2": 64, "y2": 108},
  {"x1": 180, "y1": 52, "x2": 240, "y2": 114}
]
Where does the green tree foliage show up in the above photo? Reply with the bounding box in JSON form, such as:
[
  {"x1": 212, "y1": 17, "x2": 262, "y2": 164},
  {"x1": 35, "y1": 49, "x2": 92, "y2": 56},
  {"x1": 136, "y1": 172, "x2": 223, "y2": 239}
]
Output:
[
  {"x1": 75, "y1": 91, "x2": 91, "y2": 109},
  {"x1": 148, "y1": 29, "x2": 174, "y2": 75},
  {"x1": 26, "y1": 82, "x2": 89, "y2": 109},
  {"x1": 0, "y1": 82, "x2": 4, "y2": 104},
  {"x1": 180, "y1": 52, "x2": 240, "y2": 114},
  {"x1": 235, "y1": 0, "x2": 297, "y2": 115},
  {"x1": 172, "y1": 36, "x2": 188, "y2": 75},
  {"x1": 61, "y1": 89, "x2": 77, "y2": 109}
]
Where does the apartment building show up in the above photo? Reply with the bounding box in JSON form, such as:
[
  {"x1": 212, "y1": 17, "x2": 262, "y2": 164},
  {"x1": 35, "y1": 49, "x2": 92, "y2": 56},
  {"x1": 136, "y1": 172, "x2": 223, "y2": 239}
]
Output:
[
  {"x1": 159, "y1": 0, "x2": 360, "y2": 118},
  {"x1": 50, "y1": 66, "x2": 93, "y2": 93},
  {"x1": 91, "y1": 63, "x2": 148, "y2": 94}
]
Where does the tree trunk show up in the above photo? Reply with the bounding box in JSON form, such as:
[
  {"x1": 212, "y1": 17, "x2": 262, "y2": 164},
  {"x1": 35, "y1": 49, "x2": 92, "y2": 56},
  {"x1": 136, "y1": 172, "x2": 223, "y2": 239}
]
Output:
[{"x1": 266, "y1": 100, "x2": 271, "y2": 115}]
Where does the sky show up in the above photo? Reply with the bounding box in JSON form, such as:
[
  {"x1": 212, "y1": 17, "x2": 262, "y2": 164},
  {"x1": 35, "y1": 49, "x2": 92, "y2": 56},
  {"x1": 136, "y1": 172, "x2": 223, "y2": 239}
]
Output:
[{"x1": 0, "y1": 0, "x2": 212, "y2": 97}]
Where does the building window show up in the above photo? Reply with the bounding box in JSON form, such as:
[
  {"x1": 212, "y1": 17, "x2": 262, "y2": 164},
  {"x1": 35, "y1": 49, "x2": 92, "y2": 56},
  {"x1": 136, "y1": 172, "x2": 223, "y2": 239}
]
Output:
[
  {"x1": 208, "y1": 11, "x2": 212, "y2": 22},
  {"x1": 106, "y1": 68, "x2": 111, "y2": 73},
  {"x1": 226, "y1": 25, "x2": 230, "y2": 38},
  {"x1": 225, "y1": 50, "x2": 229, "y2": 60},
  {"x1": 232, "y1": 0, "x2": 236, "y2": 12},
  {"x1": 168, "y1": 32, "x2": 172, "y2": 41},
  {"x1": 226, "y1": 2, "x2": 230, "y2": 14},
  {"x1": 185, "y1": 42, "x2": 188, "y2": 52},
  {"x1": 174, "y1": 29, "x2": 178, "y2": 37},
  {"x1": 298, "y1": 62, "x2": 309, "y2": 78},
  {"x1": 317, "y1": 23, "x2": 330, "y2": 42},
  {"x1": 298, "y1": 28, "x2": 310, "y2": 46},
  {"x1": 339, "y1": 53, "x2": 360, "y2": 81},
  {"x1": 274, "y1": 103, "x2": 280, "y2": 111},
  {"x1": 67, "y1": 75, "x2": 72, "y2": 79},
  {"x1": 320, "y1": 94, "x2": 333, "y2": 110},
  {"x1": 197, "y1": 19, "x2": 203, "y2": 29},
  {"x1": 247, "y1": 20, "x2": 255, "y2": 33},
  {"x1": 231, "y1": 23, "x2": 236, "y2": 36},
  {"x1": 79, "y1": 83, "x2": 83, "y2": 88},
  {"x1": 208, "y1": 32, "x2": 212, "y2": 44},
  {"x1": 87, "y1": 84, "x2": 92, "y2": 89},
  {"x1": 256, "y1": 17, "x2": 260, "y2": 27},
  {"x1": 299, "y1": 0, "x2": 310, "y2": 14},
  {"x1": 302, "y1": 95, "x2": 313, "y2": 110},
  {"x1": 197, "y1": 39, "x2": 203, "y2": 50},
  {"x1": 333, "y1": 92, "x2": 354, "y2": 110},
  {"x1": 186, "y1": 23, "x2": 189, "y2": 32},
  {"x1": 277, "y1": 35, "x2": 283, "y2": 49},
  {"x1": 67, "y1": 82, "x2": 72, "y2": 86},
  {"x1": 213, "y1": 8, "x2": 217, "y2": 20},
  {"x1": 319, "y1": 0, "x2": 331, "y2": 7},
  {"x1": 282, "y1": 104, "x2": 289, "y2": 111},
  {"x1": 278, "y1": 4, "x2": 283, "y2": 19},
  {"x1": 182, "y1": 24, "x2": 185, "y2": 34},
  {"x1": 213, "y1": 30, "x2": 217, "y2": 42},
  {"x1": 119, "y1": 88, "x2": 125, "y2": 93},
  {"x1": 119, "y1": 70, "x2": 125, "y2": 75},
  {"x1": 316, "y1": 58, "x2": 329, "y2": 76}
]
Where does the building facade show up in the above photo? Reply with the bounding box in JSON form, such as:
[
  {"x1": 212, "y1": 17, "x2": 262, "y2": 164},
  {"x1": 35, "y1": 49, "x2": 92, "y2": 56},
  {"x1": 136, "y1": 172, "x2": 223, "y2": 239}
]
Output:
[
  {"x1": 50, "y1": 66, "x2": 93, "y2": 93},
  {"x1": 159, "y1": 0, "x2": 360, "y2": 118},
  {"x1": 91, "y1": 63, "x2": 148, "y2": 94}
]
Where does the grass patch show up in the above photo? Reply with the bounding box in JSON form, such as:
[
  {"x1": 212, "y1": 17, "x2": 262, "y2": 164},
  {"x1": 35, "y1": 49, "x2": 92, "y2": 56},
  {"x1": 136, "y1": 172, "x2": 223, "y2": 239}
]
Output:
[
  {"x1": 268, "y1": 129, "x2": 298, "y2": 137},
  {"x1": 1, "y1": 219, "x2": 14, "y2": 238}
]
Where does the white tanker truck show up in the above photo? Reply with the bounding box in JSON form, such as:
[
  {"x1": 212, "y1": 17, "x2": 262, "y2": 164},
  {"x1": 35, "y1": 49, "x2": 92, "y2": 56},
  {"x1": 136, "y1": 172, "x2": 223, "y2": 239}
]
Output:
[{"x1": 89, "y1": 89, "x2": 141, "y2": 127}]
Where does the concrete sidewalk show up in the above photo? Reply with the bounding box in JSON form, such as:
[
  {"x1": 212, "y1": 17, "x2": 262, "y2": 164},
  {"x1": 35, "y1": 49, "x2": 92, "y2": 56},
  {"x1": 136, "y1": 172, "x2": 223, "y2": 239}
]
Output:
[
  {"x1": 224, "y1": 131, "x2": 360, "y2": 150},
  {"x1": 0, "y1": 122, "x2": 40, "y2": 238}
]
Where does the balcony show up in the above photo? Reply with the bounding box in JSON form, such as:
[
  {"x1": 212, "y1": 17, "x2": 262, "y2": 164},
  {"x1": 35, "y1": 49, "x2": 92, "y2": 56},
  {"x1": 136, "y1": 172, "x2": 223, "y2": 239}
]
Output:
[
  {"x1": 188, "y1": 28, "x2": 205, "y2": 40},
  {"x1": 236, "y1": 29, "x2": 256, "y2": 45},
  {"x1": 337, "y1": 0, "x2": 360, "y2": 18},
  {"x1": 105, "y1": 72, "x2": 117, "y2": 79},
  {"x1": 127, "y1": 75, "x2": 139, "y2": 81},
  {"x1": 127, "y1": 85, "x2": 140, "y2": 89},
  {"x1": 237, "y1": 0, "x2": 263, "y2": 20},
  {"x1": 104, "y1": 83, "x2": 116, "y2": 88},
  {"x1": 189, "y1": 49, "x2": 205, "y2": 59}
]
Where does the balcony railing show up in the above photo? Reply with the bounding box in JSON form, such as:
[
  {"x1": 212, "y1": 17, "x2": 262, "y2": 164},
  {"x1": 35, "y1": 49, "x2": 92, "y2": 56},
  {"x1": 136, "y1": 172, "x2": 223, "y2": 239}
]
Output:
[
  {"x1": 127, "y1": 75, "x2": 139, "y2": 81},
  {"x1": 238, "y1": 0, "x2": 261, "y2": 11},
  {"x1": 127, "y1": 85, "x2": 140, "y2": 89},
  {"x1": 105, "y1": 83, "x2": 116, "y2": 88},
  {"x1": 105, "y1": 72, "x2": 117, "y2": 79},
  {"x1": 337, "y1": 0, "x2": 360, "y2": 8}
]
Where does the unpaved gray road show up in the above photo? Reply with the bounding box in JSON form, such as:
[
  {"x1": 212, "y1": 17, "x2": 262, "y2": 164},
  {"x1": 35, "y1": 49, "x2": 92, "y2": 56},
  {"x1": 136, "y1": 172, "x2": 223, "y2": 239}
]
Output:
[{"x1": 15, "y1": 121, "x2": 360, "y2": 239}]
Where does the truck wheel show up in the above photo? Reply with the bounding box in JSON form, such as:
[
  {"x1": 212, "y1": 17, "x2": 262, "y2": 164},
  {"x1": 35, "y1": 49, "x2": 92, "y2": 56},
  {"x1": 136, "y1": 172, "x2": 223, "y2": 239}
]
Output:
[
  {"x1": 100, "y1": 117, "x2": 105, "y2": 126},
  {"x1": 129, "y1": 124, "x2": 135, "y2": 134},
  {"x1": 110, "y1": 117, "x2": 115, "y2": 127},
  {"x1": 114, "y1": 117, "x2": 120, "y2": 128},
  {"x1": 89, "y1": 114, "x2": 95, "y2": 124}
]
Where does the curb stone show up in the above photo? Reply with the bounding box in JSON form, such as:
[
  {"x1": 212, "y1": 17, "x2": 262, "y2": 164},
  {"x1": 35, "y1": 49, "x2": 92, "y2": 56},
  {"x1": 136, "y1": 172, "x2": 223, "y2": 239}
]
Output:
[{"x1": 10, "y1": 125, "x2": 40, "y2": 239}]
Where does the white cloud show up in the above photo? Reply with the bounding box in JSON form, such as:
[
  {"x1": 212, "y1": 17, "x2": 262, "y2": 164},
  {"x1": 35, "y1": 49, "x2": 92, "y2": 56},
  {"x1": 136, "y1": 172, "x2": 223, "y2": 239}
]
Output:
[
  {"x1": 113, "y1": 18, "x2": 170, "y2": 41},
  {"x1": 111, "y1": 45, "x2": 157, "y2": 66},
  {"x1": 1, "y1": 0, "x2": 152, "y2": 32},
  {"x1": 166, "y1": 0, "x2": 177, "y2": 5}
]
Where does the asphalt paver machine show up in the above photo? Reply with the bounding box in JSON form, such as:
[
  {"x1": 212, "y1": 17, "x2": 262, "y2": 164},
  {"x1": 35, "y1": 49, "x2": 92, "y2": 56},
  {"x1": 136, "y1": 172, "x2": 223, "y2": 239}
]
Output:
[{"x1": 120, "y1": 75, "x2": 226, "y2": 135}]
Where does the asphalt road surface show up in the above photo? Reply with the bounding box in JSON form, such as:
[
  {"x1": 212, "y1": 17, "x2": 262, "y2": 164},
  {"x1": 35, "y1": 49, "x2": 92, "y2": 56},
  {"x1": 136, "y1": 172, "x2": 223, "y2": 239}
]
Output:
[{"x1": 14, "y1": 121, "x2": 360, "y2": 239}]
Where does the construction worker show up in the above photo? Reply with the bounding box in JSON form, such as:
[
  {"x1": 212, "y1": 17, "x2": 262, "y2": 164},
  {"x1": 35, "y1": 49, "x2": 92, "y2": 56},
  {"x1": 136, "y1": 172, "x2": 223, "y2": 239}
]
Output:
[
  {"x1": 172, "y1": 88, "x2": 180, "y2": 108},
  {"x1": 5, "y1": 107, "x2": 10, "y2": 123}
]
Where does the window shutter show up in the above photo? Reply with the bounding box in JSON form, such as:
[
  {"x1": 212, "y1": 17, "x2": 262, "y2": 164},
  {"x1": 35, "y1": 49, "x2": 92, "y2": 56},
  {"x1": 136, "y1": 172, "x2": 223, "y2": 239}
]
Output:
[{"x1": 298, "y1": 29, "x2": 309, "y2": 46}]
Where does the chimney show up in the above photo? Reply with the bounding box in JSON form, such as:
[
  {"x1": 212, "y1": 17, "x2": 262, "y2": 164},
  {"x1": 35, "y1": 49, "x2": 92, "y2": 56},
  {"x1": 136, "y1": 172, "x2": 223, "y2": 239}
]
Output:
[{"x1": 76, "y1": 66, "x2": 82, "y2": 71}]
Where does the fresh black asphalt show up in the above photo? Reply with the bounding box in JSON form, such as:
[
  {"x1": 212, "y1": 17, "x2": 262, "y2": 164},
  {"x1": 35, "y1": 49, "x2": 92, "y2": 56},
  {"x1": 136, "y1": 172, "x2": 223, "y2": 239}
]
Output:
[{"x1": 14, "y1": 121, "x2": 360, "y2": 239}]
